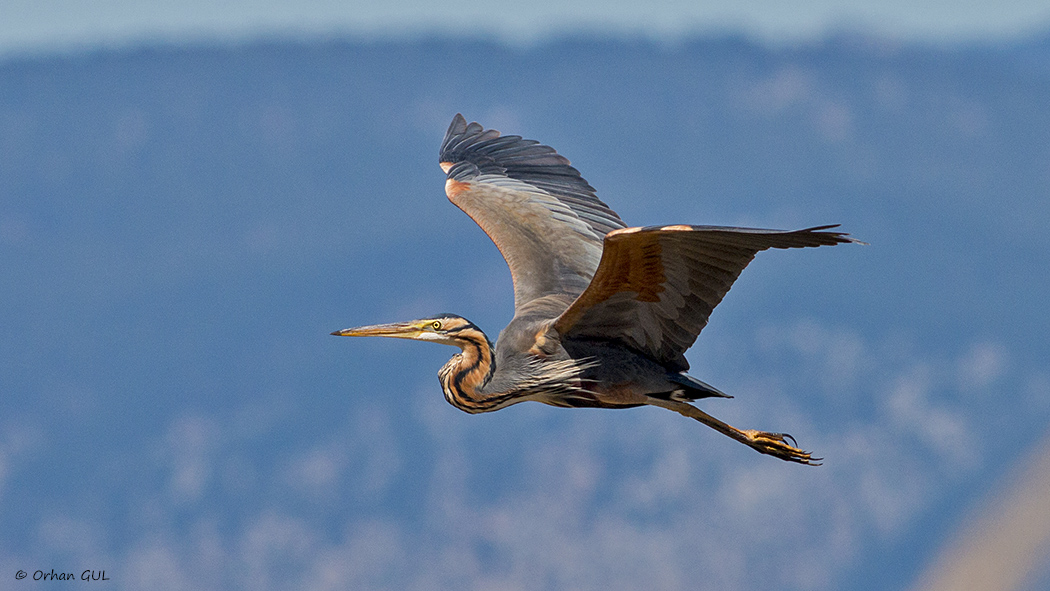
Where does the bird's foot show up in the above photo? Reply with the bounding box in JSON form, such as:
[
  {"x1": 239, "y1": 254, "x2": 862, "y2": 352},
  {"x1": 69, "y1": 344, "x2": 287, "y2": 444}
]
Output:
[
  {"x1": 740, "y1": 430, "x2": 822, "y2": 466},
  {"x1": 646, "y1": 398, "x2": 822, "y2": 465}
]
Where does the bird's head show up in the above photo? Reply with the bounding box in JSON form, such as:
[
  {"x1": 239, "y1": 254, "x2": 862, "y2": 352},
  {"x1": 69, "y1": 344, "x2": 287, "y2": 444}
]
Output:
[{"x1": 331, "y1": 314, "x2": 487, "y2": 349}]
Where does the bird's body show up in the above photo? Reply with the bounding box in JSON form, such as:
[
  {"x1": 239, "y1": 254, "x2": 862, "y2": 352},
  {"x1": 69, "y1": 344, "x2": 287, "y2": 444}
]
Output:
[{"x1": 334, "y1": 114, "x2": 862, "y2": 464}]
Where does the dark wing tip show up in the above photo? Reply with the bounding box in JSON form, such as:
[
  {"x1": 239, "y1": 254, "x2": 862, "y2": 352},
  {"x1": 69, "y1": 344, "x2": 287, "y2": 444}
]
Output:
[
  {"x1": 444, "y1": 113, "x2": 468, "y2": 144},
  {"x1": 438, "y1": 115, "x2": 627, "y2": 241},
  {"x1": 438, "y1": 115, "x2": 624, "y2": 230},
  {"x1": 626, "y1": 224, "x2": 866, "y2": 249},
  {"x1": 441, "y1": 114, "x2": 496, "y2": 163},
  {"x1": 440, "y1": 114, "x2": 571, "y2": 171},
  {"x1": 797, "y1": 225, "x2": 868, "y2": 246}
]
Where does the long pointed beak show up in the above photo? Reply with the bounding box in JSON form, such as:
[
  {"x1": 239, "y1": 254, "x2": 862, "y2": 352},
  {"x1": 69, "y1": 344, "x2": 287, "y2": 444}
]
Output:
[{"x1": 330, "y1": 321, "x2": 423, "y2": 339}]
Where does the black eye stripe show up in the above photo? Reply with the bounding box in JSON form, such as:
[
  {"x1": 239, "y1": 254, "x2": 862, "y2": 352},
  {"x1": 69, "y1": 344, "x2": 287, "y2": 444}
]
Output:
[
  {"x1": 445, "y1": 323, "x2": 477, "y2": 334},
  {"x1": 423, "y1": 317, "x2": 481, "y2": 335}
]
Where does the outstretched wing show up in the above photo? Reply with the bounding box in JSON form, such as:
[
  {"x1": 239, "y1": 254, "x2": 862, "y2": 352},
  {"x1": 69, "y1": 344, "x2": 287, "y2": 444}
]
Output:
[
  {"x1": 440, "y1": 114, "x2": 626, "y2": 311},
  {"x1": 553, "y1": 224, "x2": 862, "y2": 371}
]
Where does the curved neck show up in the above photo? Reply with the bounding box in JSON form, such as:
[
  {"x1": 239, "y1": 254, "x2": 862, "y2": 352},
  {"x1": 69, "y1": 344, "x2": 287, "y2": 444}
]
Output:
[{"x1": 438, "y1": 328, "x2": 516, "y2": 413}]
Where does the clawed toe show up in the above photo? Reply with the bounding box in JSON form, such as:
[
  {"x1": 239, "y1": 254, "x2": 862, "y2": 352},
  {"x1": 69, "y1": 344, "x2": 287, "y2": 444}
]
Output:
[
  {"x1": 649, "y1": 399, "x2": 823, "y2": 466},
  {"x1": 765, "y1": 432, "x2": 798, "y2": 447},
  {"x1": 743, "y1": 430, "x2": 821, "y2": 466}
]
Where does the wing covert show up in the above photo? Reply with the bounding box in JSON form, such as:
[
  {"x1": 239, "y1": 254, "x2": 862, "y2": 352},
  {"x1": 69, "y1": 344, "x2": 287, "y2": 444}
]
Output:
[
  {"x1": 440, "y1": 114, "x2": 626, "y2": 310},
  {"x1": 553, "y1": 224, "x2": 861, "y2": 370}
]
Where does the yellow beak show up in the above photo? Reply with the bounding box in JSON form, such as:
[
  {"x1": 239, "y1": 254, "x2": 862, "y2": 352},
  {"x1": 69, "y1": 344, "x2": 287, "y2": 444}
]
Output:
[{"x1": 330, "y1": 321, "x2": 424, "y2": 339}]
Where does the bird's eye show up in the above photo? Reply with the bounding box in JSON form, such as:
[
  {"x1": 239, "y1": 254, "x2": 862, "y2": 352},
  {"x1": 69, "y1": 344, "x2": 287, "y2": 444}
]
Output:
[{"x1": 431, "y1": 321, "x2": 442, "y2": 330}]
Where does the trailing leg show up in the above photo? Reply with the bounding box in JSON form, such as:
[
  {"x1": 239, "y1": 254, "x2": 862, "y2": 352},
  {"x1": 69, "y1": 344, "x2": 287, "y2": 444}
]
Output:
[{"x1": 646, "y1": 397, "x2": 821, "y2": 465}]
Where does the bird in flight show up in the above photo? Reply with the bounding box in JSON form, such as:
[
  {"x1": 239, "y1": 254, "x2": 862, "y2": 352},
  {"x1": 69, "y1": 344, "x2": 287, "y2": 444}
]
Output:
[{"x1": 333, "y1": 114, "x2": 861, "y2": 465}]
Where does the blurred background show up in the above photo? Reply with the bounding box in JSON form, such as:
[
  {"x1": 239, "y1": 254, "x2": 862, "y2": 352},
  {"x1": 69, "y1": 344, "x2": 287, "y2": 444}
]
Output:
[{"x1": 2, "y1": 2, "x2": 1050, "y2": 589}]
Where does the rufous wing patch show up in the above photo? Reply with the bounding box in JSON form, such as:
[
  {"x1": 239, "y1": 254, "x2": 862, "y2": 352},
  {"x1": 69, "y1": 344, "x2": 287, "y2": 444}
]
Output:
[
  {"x1": 620, "y1": 238, "x2": 666, "y2": 303},
  {"x1": 586, "y1": 232, "x2": 666, "y2": 304},
  {"x1": 445, "y1": 178, "x2": 471, "y2": 198},
  {"x1": 554, "y1": 229, "x2": 669, "y2": 335}
]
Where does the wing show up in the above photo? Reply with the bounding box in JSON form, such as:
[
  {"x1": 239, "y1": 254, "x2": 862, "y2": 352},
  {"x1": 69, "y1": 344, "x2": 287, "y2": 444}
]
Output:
[
  {"x1": 440, "y1": 114, "x2": 626, "y2": 312},
  {"x1": 553, "y1": 224, "x2": 862, "y2": 371}
]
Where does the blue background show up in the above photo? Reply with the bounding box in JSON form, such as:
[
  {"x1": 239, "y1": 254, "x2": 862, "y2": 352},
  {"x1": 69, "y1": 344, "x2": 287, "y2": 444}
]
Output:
[{"x1": 2, "y1": 36, "x2": 1049, "y2": 589}]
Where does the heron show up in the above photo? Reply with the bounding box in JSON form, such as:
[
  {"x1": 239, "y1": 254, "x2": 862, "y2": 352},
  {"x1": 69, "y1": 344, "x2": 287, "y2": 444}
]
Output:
[{"x1": 333, "y1": 114, "x2": 861, "y2": 465}]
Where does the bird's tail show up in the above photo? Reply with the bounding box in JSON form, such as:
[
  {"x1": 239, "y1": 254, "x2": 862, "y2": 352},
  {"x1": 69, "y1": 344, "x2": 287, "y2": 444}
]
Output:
[{"x1": 667, "y1": 372, "x2": 732, "y2": 400}]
